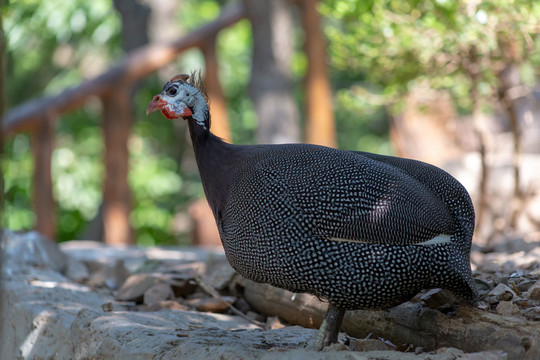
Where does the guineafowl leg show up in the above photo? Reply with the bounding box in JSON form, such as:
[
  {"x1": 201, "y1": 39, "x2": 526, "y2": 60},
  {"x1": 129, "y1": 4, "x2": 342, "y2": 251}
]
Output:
[{"x1": 312, "y1": 304, "x2": 346, "y2": 350}]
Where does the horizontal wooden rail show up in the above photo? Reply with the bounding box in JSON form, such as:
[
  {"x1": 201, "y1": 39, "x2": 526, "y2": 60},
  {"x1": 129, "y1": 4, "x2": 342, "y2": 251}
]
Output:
[{"x1": 2, "y1": 4, "x2": 245, "y2": 136}]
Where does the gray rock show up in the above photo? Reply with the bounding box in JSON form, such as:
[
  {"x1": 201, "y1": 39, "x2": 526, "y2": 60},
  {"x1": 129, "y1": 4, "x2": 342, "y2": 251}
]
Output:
[
  {"x1": 525, "y1": 281, "x2": 540, "y2": 301},
  {"x1": 64, "y1": 258, "x2": 89, "y2": 282},
  {"x1": 4, "y1": 230, "x2": 67, "y2": 272},
  {"x1": 495, "y1": 301, "x2": 522, "y2": 317},
  {"x1": 143, "y1": 283, "x2": 173, "y2": 306},
  {"x1": 115, "y1": 273, "x2": 164, "y2": 302},
  {"x1": 516, "y1": 280, "x2": 537, "y2": 294},
  {"x1": 522, "y1": 306, "x2": 540, "y2": 321},
  {"x1": 204, "y1": 259, "x2": 237, "y2": 290},
  {"x1": 420, "y1": 288, "x2": 457, "y2": 309},
  {"x1": 488, "y1": 283, "x2": 517, "y2": 302}
]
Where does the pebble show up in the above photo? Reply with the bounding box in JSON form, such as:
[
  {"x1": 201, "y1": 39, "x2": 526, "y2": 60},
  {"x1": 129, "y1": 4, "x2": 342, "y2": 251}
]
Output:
[
  {"x1": 487, "y1": 283, "x2": 517, "y2": 302},
  {"x1": 521, "y1": 306, "x2": 540, "y2": 321},
  {"x1": 185, "y1": 296, "x2": 235, "y2": 313},
  {"x1": 516, "y1": 279, "x2": 536, "y2": 294},
  {"x1": 204, "y1": 260, "x2": 238, "y2": 290},
  {"x1": 265, "y1": 316, "x2": 286, "y2": 330},
  {"x1": 495, "y1": 301, "x2": 521, "y2": 316},
  {"x1": 170, "y1": 278, "x2": 198, "y2": 297},
  {"x1": 144, "y1": 283, "x2": 173, "y2": 306},
  {"x1": 420, "y1": 288, "x2": 457, "y2": 309},
  {"x1": 101, "y1": 302, "x2": 114, "y2": 312},
  {"x1": 526, "y1": 281, "x2": 540, "y2": 300},
  {"x1": 64, "y1": 258, "x2": 89, "y2": 283},
  {"x1": 115, "y1": 274, "x2": 163, "y2": 302}
]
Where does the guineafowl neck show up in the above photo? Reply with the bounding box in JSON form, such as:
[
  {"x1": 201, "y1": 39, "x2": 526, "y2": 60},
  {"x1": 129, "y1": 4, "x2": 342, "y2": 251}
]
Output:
[{"x1": 188, "y1": 118, "x2": 234, "y2": 220}]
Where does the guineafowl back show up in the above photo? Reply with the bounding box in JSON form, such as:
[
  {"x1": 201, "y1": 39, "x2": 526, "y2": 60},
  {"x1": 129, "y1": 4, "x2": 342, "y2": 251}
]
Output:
[{"x1": 211, "y1": 143, "x2": 477, "y2": 309}]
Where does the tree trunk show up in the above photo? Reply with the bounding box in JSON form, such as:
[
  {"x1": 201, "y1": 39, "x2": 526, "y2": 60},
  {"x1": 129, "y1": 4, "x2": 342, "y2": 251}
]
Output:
[
  {"x1": 465, "y1": 45, "x2": 489, "y2": 239},
  {"x1": 243, "y1": 0, "x2": 300, "y2": 144},
  {"x1": 495, "y1": 31, "x2": 524, "y2": 231},
  {"x1": 244, "y1": 281, "x2": 540, "y2": 360},
  {"x1": 102, "y1": 88, "x2": 133, "y2": 245},
  {"x1": 300, "y1": 0, "x2": 336, "y2": 148},
  {"x1": 32, "y1": 114, "x2": 56, "y2": 240},
  {"x1": 497, "y1": 64, "x2": 523, "y2": 230},
  {"x1": 202, "y1": 35, "x2": 232, "y2": 143},
  {"x1": 0, "y1": 9, "x2": 5, "y2": 232},
  {"x1": 113, "y1": 0, "x2": 151, "y2": 52}
]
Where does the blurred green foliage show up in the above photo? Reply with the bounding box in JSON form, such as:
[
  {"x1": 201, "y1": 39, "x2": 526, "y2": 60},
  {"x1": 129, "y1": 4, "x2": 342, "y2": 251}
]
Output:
[
  {"x1": 320, "y1": 0, "x2": 540, "y2": 114},
  {"x1": 4, "y1": 0, "x2": 539, "y2": 245}
]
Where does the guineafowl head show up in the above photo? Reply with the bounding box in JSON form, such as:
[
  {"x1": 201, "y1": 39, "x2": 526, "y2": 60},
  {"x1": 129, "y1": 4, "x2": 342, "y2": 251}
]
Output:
[{"x1": 146, "y1": 72, "x2": 209, "y2": 129}]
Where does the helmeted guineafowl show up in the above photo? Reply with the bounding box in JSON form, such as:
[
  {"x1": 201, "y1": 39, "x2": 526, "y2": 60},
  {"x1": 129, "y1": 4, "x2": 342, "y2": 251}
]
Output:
[{"x1": 147, "y1": 73, "x2": 478, "y2": 350}]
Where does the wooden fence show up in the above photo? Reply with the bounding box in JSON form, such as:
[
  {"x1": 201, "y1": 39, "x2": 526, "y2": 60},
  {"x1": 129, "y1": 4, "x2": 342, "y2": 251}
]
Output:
[{"x1": 2, "y1": 5, "x2": 245, "y2": 245}]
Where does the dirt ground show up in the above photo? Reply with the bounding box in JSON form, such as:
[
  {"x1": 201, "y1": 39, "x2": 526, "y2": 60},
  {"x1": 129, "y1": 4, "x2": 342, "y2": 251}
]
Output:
[{"x1": 1, "y1": 231, "x2": 539, "y2": 359}]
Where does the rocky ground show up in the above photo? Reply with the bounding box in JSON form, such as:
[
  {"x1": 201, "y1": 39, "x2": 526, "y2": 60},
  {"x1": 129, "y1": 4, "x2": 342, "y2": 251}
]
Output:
[{"x1": 1, "y1": 231, "x2": 539, "y2": 359}]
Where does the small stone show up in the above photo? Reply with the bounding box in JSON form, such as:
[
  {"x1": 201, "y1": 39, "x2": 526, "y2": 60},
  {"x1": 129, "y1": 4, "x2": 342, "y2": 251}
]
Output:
[
  {"x1": 476, "y1": 301, "x2": 490, "y2": 310},
  {"x1": 86, "y1": 263, "x2": 110, "y2": 288},
  {"x1": 420, "y1": 288, "x2": 457, "y2": 309},
  {"x1": 474, "y1": 278, "x2": 493, "y2": 293},
  {"x1": 488, "y1": 283, "x2": 516, "y2": 302},
  {"x1": 204, "y1": 260, "x2": 237, "y2": 291},
  {"x1": 170, "y1": 279, "x2": 198, "y2": 298},
  {"x1": 112, "y1": 259, "x2": 128, "y2": 290},
  {"x1": 351, "y1": 339, "x2": 393, "y2": 352},
  {"x1": 521, "y1": 306, "x2": 540, "y2": 321},
  {"x1": 86, "y1": 261, "x2": 126, "y2": 289},
  {"x1": 102, "y1": 302, "x2": 114, "y2": 312},
  {"x1": 64, "y1": 258, "x2": 89, "y2": 282},
  {"x1": 496, "y1": 301, "x2": 521, "y2": 316},
  {"x1": 516, "y1": 280, "x2": 536, "y2": 294},
  {"x1": 144, "y1": 283, "x2": 173, "y2": 306},
  {"x1": 266, "y1": 316, "x2": 286, "y2": 330},
  {"x1": 115, "y1": 274, "x2": 163, "y2": 302},
  {"x1": 186, "y1": 296, "x2": 234, "y2": 313},
  {"x1": 525, "y1": 281, "x2": 540, "y2": 300}
]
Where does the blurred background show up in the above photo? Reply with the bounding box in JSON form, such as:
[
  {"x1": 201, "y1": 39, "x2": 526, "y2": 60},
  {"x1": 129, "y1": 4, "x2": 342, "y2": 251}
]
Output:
[{"x1": 2, "y1": 0, "x2": 540, "y2": 247}]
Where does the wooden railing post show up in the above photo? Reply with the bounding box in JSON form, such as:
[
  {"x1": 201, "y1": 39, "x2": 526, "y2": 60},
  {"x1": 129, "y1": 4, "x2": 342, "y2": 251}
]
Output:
[
  {"x1": 202, "y1": 34, "x2": 232, "y2": 142},
  {"x1": 31, "y1": 114, "x2": 56, "y2": 240},
  {"x1": 101, "y1": 87, "x2": 133, "y2": 245},
  {"x1": 300, "y1": 0, "x2": 336, "y2": 148}
]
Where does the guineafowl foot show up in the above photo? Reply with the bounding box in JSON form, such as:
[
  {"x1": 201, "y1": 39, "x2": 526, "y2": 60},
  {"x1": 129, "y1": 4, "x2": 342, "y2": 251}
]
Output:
[{"x1": 312, "y1": 304, "x2": 346, "y2": 351}]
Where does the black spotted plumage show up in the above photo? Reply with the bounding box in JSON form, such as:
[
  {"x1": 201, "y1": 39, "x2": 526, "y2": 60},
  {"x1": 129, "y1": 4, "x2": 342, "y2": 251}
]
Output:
[
  {"x1": 148, "y1": 73, "x2": 478, "y2": 348},
  {"x1": 218, "y1": 144, "x2": 477, "y2": 309}
]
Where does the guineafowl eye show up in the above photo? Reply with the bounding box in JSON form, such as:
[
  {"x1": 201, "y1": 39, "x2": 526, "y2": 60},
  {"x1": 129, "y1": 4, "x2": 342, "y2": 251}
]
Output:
[{"x1": 167, "y1": 88, "x2": 177, "y2": 96}]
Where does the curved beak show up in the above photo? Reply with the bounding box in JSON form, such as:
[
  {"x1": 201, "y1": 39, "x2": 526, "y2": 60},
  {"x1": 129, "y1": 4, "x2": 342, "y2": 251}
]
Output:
[{"x1": 146, "y1": 95, "x2": 167, "y2": 115}]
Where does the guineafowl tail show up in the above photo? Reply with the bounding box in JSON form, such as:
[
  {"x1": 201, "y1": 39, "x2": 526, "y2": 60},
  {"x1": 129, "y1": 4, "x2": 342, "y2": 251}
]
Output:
[{"x1": 429, "y1": 241, "x2": 478, "y2": 302}]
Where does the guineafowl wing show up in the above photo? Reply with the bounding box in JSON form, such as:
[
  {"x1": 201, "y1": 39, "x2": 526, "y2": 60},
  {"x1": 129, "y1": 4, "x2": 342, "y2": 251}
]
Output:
[
  {"x1": 350, "y1": 151, "x2": 475, "y2": 252},
  {"x1": 225, "y1": 144, "x2": 456, "y2": 248}
]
